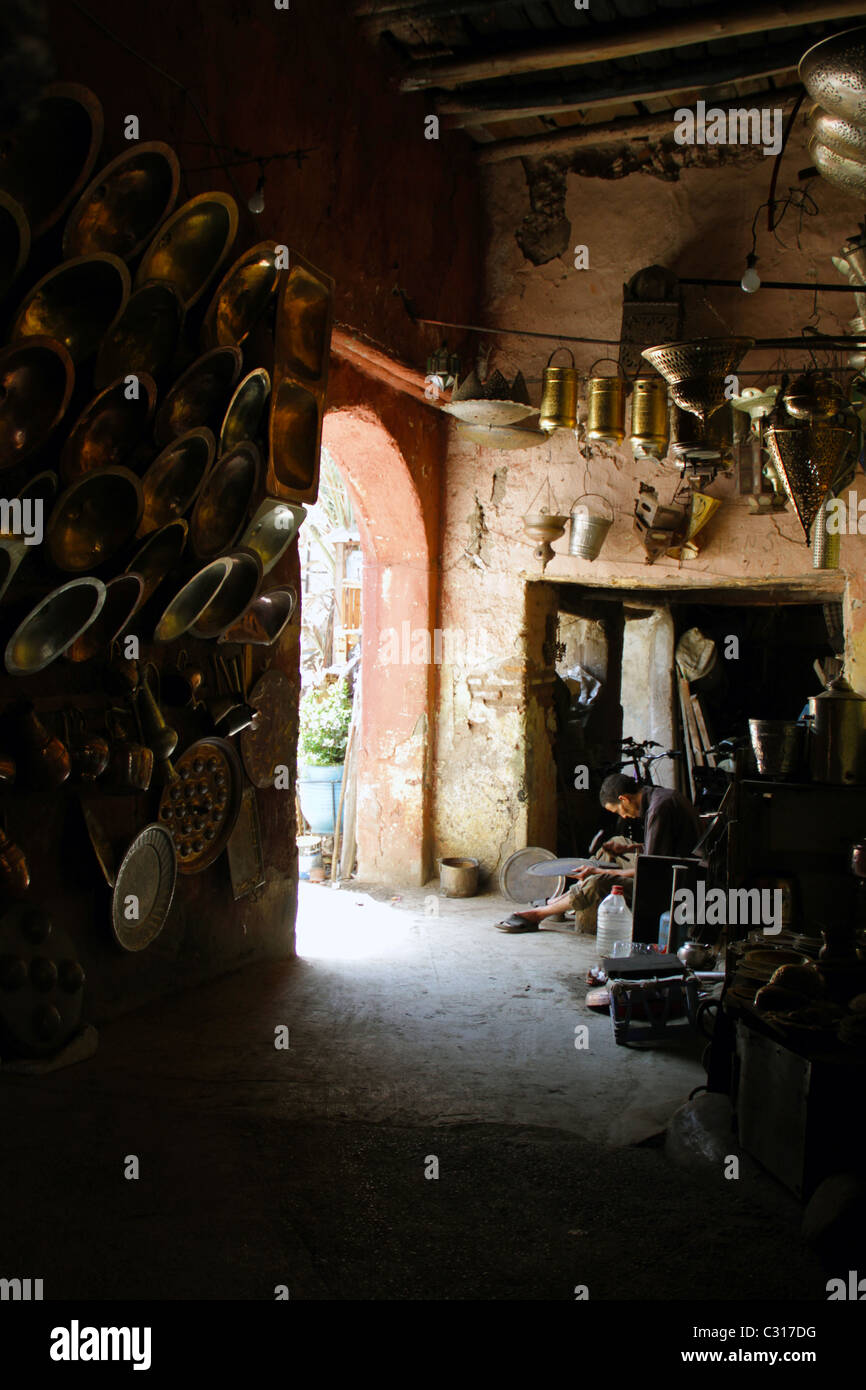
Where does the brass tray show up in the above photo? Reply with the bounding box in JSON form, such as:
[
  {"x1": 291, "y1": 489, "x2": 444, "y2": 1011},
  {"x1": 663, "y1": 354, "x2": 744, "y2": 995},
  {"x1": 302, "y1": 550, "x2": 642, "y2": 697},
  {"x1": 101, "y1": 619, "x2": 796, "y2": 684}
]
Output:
[
  {"x1": 136, "y1": 191, "x2": 238, "y2": 309},
  {"x1": 202, "y1": 240, "x2": 282, "y2": 349},
  {"x1": 226, "y1": 785, "x2": 266, "y2": 900},
  {"x1": 240, "y1": 669, "x2": 293, "y2": 788},
  {"x1": 267, "y1": 249, "x2": 333, "y2": 504},
  {"x1": 110, "y1": 822, "x2": 177, "y2": 951},
  {"x1": 158, "y1": 736, "x2": 243, "y2": 874}
]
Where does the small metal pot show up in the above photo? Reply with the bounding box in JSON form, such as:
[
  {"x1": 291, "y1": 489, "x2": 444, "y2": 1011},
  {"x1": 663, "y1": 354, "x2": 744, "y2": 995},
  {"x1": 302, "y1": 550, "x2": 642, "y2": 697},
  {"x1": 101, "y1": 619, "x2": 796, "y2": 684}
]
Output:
[{"x1": 677, "y1": 942, "x2": 717, "y2": 970}]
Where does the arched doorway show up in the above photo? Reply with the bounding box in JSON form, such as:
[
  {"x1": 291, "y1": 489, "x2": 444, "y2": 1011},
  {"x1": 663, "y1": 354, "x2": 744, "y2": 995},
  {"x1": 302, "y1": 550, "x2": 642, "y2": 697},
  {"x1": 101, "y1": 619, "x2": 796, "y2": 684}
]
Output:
[{"x1": 320, "y1": 407, "x2": 432, "y2": 885}]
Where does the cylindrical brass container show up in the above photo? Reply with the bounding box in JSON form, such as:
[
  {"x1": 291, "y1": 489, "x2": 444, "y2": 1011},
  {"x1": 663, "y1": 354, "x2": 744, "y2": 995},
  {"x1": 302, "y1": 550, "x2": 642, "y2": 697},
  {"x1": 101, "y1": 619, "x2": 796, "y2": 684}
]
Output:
[
  {"x1": 629, "y1": 376, "x2": 669, "y2": 457},
  {"x1": 539, "y1": 348, "x2": 579, "y2": 433},
  {"x1": 586, "y1": 364, "x2": 626, "y2": 445}
]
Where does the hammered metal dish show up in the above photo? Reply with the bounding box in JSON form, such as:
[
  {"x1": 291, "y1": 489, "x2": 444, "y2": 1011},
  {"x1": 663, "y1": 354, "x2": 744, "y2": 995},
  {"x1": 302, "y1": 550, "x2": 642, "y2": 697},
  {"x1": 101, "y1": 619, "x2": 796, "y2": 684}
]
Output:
[
  {"x1": 278, "y1": 254, "x2": 334, "y2": 383},
  {"x1": 765, "y1": 425, "x2": 854, "y2": 543},
  {"x1": 154, "y1": 344, "x2": 242, "y2": 446},
  {"x1": 219, "y1": 368, "x2": 271, "y2": 454},
  {"x1": 157, "y1": 736, "x2": 243, "y2": 874},
  {"x1": 110, "y1": 823, "x2": 177, "y2": 951},
  {"x1": 201, "y1": 240, "x2": 282, "y2": 349},
  {"x1": 47, "y1": 466, "x2": 144, "y2": 572},
  {"x1": 60, "y1": 372, "x2": 157, "y2": 483},
  {"x1": 136, "y1": 191, "x2": 239, "y2": 309},
  {"x1": 0, "y1": 83, "x2": 104, "y2": 238},
  {"x1": 226, "y1": 786, "x2": 266, "y2": 900},
  {"x1": 0, "y1": 336, "x2": 75, "y2": 472},
  {"x1": 94, "y1": 281, "x2": 184, "y2": 391},
  {"x1": 499, "y1": 847, "x2": 566, "y2": 903},
  {"x1": 64, "y1": 572, "x2": 143, "y2": 663},
  {"x1": 124, "y1": 519, "x2": 188, "y2": 610},
  {"x1": 11, "y1": 253, "x2": 130, "y2": 364},
  {"x1": 800, "y1": 25, "x2": 866, "y2": 126},
  {"x1": 218, "y1": 586, "x2": 296, "y2": 645},
  {"x1": 63, "y1": 141, "x2": 181, "y2": 262},
  {"x1": 189, "y1": 440, "x2": 261, "y2": 560},
  {"x1": 153, "y1": 556, "x2": 232, "y2": 642},
  {"x1": 267, "y1": 380, "x2": 321, "y2": 498},
  {"x1": 240, "y1": 498, "x2": 305, "y2": 575},
  {"x1": 5, "y1": 577, "x2": 106, "y2": 674},
  {"x1": 0, "y1": 191, "x2": 30, "y2": 299},
  {"x1": 138, "y1": 427, "x2": 215, "y2": 537},
  {"x1": 241, "y1": 669, "x2": 293, "y2": 788},
  {"x1": 188, "y1": 547, "x2": 262, "y2": 639}
]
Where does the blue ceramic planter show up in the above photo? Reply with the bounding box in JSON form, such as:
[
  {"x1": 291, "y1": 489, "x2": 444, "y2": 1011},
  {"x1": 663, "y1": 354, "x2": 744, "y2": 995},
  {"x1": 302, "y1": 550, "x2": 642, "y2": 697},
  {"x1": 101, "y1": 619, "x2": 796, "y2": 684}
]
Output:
[{"x1": 297, "y1": 763, "x2": 344, "y2": 834}]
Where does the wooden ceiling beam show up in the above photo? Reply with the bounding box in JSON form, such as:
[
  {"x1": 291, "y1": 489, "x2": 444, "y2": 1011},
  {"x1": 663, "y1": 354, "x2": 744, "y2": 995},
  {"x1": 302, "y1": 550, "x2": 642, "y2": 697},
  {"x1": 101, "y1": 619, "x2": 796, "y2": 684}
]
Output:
[
  {"x1": 356, "y1": 0, "x2": 520, "y2": 31},
  {"x1": 476, "y1": 84, "x2": 802, "y2": 162},
  {"x1": 399, "y1": 0, "x2": 866, "y2": 90}
]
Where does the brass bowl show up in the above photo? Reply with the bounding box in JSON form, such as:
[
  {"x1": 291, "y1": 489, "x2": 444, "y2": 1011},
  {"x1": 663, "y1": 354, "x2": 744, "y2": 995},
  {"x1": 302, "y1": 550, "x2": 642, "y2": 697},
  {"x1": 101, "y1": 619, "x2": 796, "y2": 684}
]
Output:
[
  {"x1": 124, "y1": 518, "x2": 188, "y2": 609},
  {"x1": 0, "y1": 191, "x2": 30, "y2": 299},
  {"x1": 0, "y1": 336, "x2": 75, "y2": 472},
  {"x1": 153, "y1": 556, "x2": 232, "y2": 642},
  {"x1": 138, "y1": 427, "x2": 215, "y2": 537},
  {"x1": 219, "y1": 368, "x2": 271, "y2": 454},
  {"x1": 808, "y1": 105, "x2": 866, "y2": 162},
  {"x1": 278, "y1": 253, "x2": 334, "y2": 383},
  {"x1": 63, "y1": 141, "x2": 181, "y2": 262},
  {"x1": 135, "y1": 191, "x2": 239, "y2": 309},
  {"x1": 64, "y1": 572, "x2": 143, "y2": 663},
  {"x1": 0, "y1": 83, "x2": 104, "y2": 238},
  {"x1": 94, "y1": 281, "x2": 184, "y2": 391},
  {"x1": 267, "y1": 379, "x2": 321, "y2": 498},
  {"x1": 201, "y1": 240, "x2": 282, "y2": 349},
  {"x1": 154, "y1": 344, "x2": 242, "y2": 446},
  {"x1": 809, "y1": 138, "x2": 866, "y2": 199},
  {"x1": 189, "y1": 441, "x2": 261, "y2": 560},
  {"x1": 46, "y1": 466, "x2": 144, "y2": 572},
  {"x1": 5, "y1": 577, "x2": 106, "y2": 675},
  {"x1": 800, "y1": 25, "x2": 866, "y2": 126},
  {"x1": 11, "y1": 253, "x2": 130, "y2": 365},
  {"x1": 240, "y1": 497, "x2": 305, "y2": 575},
  {"x1": 60, "y1": 373, "x2": 158, "y2": 483},
  {"x1": 189, "y1": 547, "x2": 263, "y2": 639},
  {"x1": 218, "y1": 586, "x2": 296, "y2": 645}
]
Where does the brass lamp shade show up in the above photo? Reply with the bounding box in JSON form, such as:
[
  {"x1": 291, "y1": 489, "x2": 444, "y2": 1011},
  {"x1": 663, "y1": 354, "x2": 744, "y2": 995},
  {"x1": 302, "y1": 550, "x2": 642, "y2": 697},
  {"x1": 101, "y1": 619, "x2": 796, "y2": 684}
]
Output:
[
  {"x1": 641, "y1": 338, "x2": 754, "y2": 423},
  {"x1": 12, "y1": 253, "x2": 130, "y2": 365},
  {"x1": 63, "y1": 142, "x2": 181, "y2": 263},
  {"x1": 46, "y1": 466, "x2": 144, "y2": 572},
  {"x1": 138, "y1": 428, "x2": 215, "y2": 537},
  {"x1": 0, "y1": 83, "x2": 104, "y2": 238},
  {"x1": 765, "y1": 424, "x2": 854, "y2": 542},
  {"x1": 189, "y1": 441, "x2": 261, "y2": 560},
  {"x1": 60, "y1": 373, "x2": 158, "y2": 483},
  {"x1": 0, "y1": 336, "x2": 75, "y2": 472},
  {"x1": 94, "y1": 282, "x2": 184, "y2": 391},
  {"x1": 154, "y1": 345, "x2": 242, "y2": 446},
  {"x1": 201, "y1": 240, "x2": 282, "y2": 349},
  {"x1": 800, "y1": 26, "x2": 866, "y2": 126},
  {"x1": 5, "y1": 577, "x2": 106, "y2": 675},
  {"x1": 136, "y1": 191, "x2": 239, "y2": 310}
]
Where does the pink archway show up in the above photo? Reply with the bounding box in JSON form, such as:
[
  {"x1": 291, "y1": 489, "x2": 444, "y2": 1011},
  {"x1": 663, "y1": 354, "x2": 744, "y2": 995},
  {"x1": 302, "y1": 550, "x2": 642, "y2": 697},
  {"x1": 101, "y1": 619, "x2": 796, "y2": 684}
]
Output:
[{"x1": 320, "y1": 407, "x2": 433, "y2": 885}]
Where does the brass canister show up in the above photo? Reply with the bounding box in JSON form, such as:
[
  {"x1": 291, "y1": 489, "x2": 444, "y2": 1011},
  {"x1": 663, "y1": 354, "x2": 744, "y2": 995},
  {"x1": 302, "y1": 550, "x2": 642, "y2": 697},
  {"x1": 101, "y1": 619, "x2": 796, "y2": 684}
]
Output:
[
  {"x1": 586, "y1": 363, "x2": 626, "y2": 445},
  {"x1": 539, "y1": 347, "x2": 579, "y2": 433},
  {"x1": 629, "y1": 376, "x2": 669, "y2": 457}
]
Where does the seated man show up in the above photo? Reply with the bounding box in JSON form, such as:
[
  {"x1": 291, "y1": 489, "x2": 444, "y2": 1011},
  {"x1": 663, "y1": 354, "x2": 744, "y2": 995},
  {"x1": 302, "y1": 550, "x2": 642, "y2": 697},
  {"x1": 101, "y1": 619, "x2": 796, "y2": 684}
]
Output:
[{"x1": 495, "y1": 773, "x2": 701, "y2": 934}]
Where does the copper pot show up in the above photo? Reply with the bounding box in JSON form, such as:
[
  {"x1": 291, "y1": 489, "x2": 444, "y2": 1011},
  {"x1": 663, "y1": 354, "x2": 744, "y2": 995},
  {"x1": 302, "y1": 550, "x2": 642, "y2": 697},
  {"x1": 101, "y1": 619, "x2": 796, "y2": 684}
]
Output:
[{"x1": 103, "y1": 709, "x2": 154, "y2": 794}]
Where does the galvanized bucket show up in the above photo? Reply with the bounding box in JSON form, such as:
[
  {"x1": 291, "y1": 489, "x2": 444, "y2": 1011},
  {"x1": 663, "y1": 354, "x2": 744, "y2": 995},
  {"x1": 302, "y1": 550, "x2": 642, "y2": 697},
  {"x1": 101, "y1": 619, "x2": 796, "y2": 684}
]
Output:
[
  {"x1": 568, "y1": 494, "x2": 614, "y2": 561},
  {"x1": 439, "y1": 856, "x2": 479, "y2": 897}
]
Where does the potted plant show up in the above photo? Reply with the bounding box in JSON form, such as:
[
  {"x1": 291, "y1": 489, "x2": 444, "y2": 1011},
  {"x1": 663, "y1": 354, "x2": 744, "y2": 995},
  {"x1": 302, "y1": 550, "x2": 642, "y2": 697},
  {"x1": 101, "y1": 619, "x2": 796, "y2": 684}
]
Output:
[{"x1": 296, "y1": 678, "x2": 352, "y2": 834}]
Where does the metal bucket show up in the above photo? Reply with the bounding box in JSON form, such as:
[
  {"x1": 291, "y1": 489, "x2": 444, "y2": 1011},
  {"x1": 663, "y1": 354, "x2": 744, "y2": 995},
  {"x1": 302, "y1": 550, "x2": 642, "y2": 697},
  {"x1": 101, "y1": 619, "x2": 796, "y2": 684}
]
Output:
[
  {"x1": 748, "y1": 719, "x2": 804, "y2": 777},
  {"x1": 629, "y1": 376, "x2": 669, "y2": 457},
  {"x1": 439, "y1": 856, "x2": 479, "y2": 898},
  {"x1": 568, "y1": 494, "x2": 614, "y2": 561},
  {"x1": 586, "y1": 359, "x2": 627, "y2": 445},
  {"x1": 539, "y1": 347, "x2": 578, "y2": 433}
]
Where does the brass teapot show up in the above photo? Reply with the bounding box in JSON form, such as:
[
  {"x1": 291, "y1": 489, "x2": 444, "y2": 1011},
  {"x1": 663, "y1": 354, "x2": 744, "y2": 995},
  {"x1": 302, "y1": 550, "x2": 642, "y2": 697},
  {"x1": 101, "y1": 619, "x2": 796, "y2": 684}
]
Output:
[{"x1": 783, "y1": 371, "x2": 846, "y2": 421}]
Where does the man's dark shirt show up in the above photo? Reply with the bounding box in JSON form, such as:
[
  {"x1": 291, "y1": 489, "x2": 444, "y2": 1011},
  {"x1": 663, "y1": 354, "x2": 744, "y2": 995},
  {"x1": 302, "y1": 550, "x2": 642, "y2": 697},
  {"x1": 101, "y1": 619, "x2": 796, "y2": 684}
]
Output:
[{"x1": 640, "y1": 785, "x2": 701, "y2": 858}]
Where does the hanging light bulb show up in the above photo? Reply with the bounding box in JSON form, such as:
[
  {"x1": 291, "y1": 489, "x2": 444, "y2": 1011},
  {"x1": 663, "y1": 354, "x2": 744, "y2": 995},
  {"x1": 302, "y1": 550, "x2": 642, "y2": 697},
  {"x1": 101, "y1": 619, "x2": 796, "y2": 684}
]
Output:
[
  {"x1": 741, "y1": 252, "x2": 761, "y2": 294},
  {"x1": 248, "y1": 170, "x2": 266, "y2": 215}
]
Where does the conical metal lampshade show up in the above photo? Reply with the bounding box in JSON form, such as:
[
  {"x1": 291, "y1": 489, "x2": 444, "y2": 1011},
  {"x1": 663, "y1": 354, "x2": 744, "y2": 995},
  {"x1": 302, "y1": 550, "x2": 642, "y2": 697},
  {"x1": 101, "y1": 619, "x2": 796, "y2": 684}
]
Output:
[
  {"x1": 641, "y1": 338, "x2": 754, "y2": 424},
  {"x1": 764, "y1": 424, "x2": 854, "y2": 543}
]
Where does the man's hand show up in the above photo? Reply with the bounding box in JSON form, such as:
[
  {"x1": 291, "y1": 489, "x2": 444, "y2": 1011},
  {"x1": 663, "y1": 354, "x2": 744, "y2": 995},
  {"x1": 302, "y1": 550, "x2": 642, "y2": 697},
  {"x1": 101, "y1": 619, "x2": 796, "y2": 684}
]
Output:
[{"x1": 602, "y1": 836, "x2": 641, "y2": 855}]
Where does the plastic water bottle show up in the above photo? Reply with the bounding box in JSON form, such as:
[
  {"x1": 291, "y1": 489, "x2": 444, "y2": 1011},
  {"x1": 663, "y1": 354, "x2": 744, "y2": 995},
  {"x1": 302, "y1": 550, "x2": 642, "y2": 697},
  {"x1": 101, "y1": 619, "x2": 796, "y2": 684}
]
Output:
[{"x1": 596, "y1": 885, "x2": 633, "y2": 962}]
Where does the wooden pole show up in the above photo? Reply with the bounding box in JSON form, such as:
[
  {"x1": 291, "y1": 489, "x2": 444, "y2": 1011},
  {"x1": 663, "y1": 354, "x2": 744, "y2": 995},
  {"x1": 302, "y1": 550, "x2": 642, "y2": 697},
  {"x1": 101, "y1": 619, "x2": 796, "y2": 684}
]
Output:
[{"x1": 331, "y1": 722, "x2": 356, "y2": 884}]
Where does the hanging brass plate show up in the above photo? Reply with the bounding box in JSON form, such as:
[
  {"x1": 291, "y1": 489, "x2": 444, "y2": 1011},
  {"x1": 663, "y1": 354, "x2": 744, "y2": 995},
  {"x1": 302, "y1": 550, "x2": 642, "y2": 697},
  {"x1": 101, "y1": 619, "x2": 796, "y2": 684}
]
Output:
[
  {"x1": 136, "y1": 191, "x2": 239, "y2": 310},
  {"x1": 63, "y1": 141, "x2": 180, "y2": 263}
]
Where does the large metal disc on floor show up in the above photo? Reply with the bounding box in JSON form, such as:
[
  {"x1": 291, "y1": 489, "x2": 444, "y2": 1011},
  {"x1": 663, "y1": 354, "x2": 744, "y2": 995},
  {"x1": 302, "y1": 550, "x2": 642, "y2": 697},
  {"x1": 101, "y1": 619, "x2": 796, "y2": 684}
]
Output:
[{"x1": 499, "y1": 847, "x2": 565, "y2": 902}]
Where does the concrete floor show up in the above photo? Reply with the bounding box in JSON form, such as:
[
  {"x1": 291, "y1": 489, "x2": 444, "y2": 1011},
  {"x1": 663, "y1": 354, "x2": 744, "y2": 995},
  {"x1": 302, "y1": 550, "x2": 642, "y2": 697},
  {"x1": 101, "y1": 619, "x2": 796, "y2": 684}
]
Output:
[{"x1": 0, "y1": 881, "x2": 828, "y2": 1300}]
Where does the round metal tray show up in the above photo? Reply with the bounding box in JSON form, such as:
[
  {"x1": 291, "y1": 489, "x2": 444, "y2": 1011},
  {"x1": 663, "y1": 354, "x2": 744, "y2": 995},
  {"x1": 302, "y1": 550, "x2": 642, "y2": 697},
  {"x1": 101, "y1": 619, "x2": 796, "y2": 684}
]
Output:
[
  {"x1": 499, "y1": 847, "x2": 565, "y2": 904},
  {"x1": 158, "y1": 736, "x2": 243, "y2": 874},
  {"x1": 110, "y1": 822, "x2": 177, "y2": 951}
]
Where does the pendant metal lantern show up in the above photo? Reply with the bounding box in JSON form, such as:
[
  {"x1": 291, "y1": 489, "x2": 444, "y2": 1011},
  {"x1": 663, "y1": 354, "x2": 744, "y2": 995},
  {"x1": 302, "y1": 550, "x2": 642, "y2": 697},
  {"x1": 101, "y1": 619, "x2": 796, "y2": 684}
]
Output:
[
  {"x1": 539, "y1": 347, "x2": 579, "y2": 433},
  {"x1": 586, "y1": 359, "x2": 627, "y2": 446}
]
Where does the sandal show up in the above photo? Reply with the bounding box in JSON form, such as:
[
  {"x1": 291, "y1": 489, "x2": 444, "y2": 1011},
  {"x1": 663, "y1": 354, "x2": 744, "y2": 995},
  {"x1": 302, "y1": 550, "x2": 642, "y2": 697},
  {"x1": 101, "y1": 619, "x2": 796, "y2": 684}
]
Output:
[{"x1": 495, "y1": 914, "x2": 540, "y2": 933}]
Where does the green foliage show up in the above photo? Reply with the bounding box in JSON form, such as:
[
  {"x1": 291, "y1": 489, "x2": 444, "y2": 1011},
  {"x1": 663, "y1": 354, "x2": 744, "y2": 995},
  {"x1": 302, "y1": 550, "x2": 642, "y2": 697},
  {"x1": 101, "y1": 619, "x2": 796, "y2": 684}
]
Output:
[{"x1": 298, "y1": 678, "x2": 352, "y2": 766}]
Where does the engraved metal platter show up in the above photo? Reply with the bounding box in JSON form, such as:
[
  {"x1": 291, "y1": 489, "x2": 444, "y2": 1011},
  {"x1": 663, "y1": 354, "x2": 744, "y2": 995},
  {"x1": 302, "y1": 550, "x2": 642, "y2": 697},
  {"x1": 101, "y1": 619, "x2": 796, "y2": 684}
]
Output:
[
  {"x1": 240, "y1": 669, "x2": 292, "y2": 788},
  {"x1": 158, "y1": 736, "x2": 243, "y2": 874},
  {"x1": 110, "y1": 822, "x2": 177, "y2": 951},
  {"x1": 499, "y1": 847, "x2": 566, "y2": 903},
  {"x1": 226, "y1": 785, "x2": 266, "y2": 900}
]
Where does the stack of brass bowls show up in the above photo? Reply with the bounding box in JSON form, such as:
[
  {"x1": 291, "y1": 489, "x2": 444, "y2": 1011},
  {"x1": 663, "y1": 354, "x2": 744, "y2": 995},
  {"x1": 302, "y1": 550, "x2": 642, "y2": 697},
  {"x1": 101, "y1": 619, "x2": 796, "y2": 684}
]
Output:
[{"x1": 801, "y1": 27, "x2": 866, "y2": 199}]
